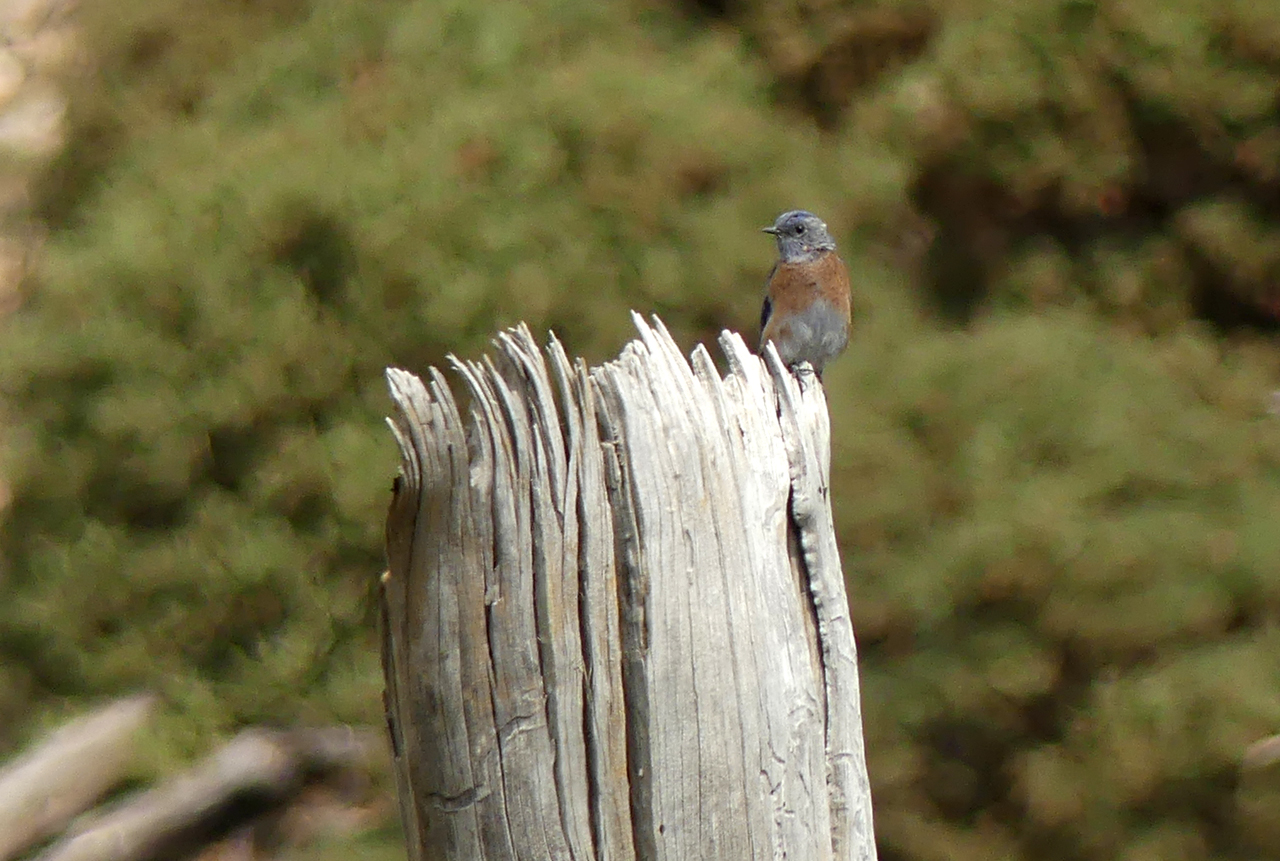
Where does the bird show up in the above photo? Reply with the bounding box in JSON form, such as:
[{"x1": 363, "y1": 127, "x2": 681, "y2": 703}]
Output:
[{"x1": 758, "y1": 209, "x2": 852, "y2": 377}]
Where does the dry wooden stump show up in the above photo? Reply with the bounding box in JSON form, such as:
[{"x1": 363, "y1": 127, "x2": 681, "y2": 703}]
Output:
[{"x1": 382, "y1": 314, "x2": 877, "y2": 861}]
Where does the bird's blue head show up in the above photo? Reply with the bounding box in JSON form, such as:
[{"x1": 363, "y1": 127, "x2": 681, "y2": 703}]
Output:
[{"x1": 763, "y1": 210, "x2": 836, "y2": 262}]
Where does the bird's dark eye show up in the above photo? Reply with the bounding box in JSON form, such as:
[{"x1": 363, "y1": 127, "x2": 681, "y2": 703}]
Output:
[{"x1": 794, "y1": 223, "x2": 806, "y2": 235}]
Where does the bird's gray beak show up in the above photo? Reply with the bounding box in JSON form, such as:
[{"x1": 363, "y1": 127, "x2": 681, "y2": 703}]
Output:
[{"x1": 761, "y1": 226, "x2": 779, "y2": 235}]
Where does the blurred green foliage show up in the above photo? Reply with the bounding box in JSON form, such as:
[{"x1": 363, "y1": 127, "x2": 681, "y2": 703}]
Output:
[{"x1": 2, "y1": 0, "x2": 1280, "y2": 858}]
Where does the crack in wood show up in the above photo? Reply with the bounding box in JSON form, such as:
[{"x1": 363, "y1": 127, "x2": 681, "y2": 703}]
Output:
[{"x1": 383, "y1": 316, "x2": 876, "y2": 860}]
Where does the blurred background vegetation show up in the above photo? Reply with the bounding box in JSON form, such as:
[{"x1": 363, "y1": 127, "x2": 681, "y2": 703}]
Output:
[{"x1": 1, "y1": 0, "x2": 1280, "y2": 857}]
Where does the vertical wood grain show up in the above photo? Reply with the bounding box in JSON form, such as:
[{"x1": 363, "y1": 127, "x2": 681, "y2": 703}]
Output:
[{"x1": 383, "y1": 316, "x2": 876, "y2": 861}]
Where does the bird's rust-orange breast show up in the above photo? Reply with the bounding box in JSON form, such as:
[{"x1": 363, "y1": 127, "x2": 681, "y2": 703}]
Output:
[{"x1": 767, "y1": 251, "x2": 852, "y2": 322}]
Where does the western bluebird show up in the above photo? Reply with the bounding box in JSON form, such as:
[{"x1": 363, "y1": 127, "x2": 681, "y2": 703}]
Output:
[{"x1": 758, "y1": 209, "x2": 852, "y2": 376}]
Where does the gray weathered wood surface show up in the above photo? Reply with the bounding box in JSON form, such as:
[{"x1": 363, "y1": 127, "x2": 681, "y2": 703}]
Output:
[{"x1": 383, "y1": 314, "x2": 876, "y2": 861}]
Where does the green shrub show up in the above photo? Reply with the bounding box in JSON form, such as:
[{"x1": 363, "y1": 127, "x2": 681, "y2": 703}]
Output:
[
  {"x1": 0, "y1": 0, "x2": 879, "y2": 752},
  {"x1": 3, "y1": 0, "x2": 1280, "y2": 859},
  {"x1": 831, "y1": 311, "x2": 1280, "y2": 859},
  {"x1": 719, "y1": 0, "x2": 1280, "y2": 328}
]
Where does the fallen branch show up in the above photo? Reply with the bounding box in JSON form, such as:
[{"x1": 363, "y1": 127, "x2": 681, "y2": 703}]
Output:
[
  {"x1": 0, "y1": 694, "x2": 156, "y2": 861},
  {"x1": 33, "y1": 726, "x2": 377, "y2": 861}
]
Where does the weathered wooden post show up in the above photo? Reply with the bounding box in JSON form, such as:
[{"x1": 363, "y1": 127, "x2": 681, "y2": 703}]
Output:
[{"x1": 381, "y1": 314, "x2": 876, "y2": 861}]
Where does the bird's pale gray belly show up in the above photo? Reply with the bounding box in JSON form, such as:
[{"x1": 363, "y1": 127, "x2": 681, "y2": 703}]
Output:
[{"x1": 773, "y1": 296, "x2": 849, "y2": 370}]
